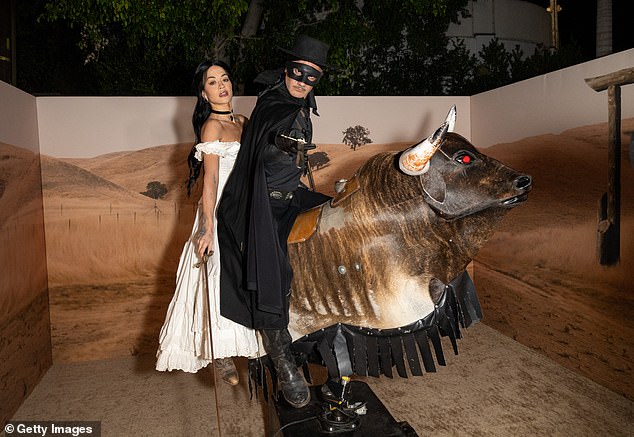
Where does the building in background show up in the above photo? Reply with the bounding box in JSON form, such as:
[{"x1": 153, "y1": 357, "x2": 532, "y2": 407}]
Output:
[{"x1": 447, "y1": 0, "x2": 551, "y2": 58}]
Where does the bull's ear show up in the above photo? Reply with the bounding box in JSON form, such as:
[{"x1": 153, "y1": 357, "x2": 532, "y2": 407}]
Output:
[{"x1": 420, "y1": 165, "x2": 446, "y2": 203}]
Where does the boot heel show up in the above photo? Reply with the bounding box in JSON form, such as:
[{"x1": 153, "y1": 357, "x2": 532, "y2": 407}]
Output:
[
  {"x1": 261, "y1": 329, "x2": 311, "y2": 408},
  {"x1": 215, "y1": 357, "x2": 239, "y2": 386}
]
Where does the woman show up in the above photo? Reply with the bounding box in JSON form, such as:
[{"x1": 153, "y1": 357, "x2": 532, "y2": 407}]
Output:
[{"x1": 156, "y1": 61, "x2": 259, "y2": 385}]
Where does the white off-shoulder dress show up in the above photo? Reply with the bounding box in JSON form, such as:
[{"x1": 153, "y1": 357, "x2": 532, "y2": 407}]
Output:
[{"x1": 156, "y1": 140, "x2": 259, "y2": 373}]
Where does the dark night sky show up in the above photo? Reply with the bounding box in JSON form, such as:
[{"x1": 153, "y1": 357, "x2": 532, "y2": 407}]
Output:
[{"x1": 525, "y1": 0, "x2": 634, "y2": 58}]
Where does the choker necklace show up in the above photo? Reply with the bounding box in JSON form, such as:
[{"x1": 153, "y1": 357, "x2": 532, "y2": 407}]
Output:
[{"x1": 210, "y1": 109, "x2": 234, "y2": 122}]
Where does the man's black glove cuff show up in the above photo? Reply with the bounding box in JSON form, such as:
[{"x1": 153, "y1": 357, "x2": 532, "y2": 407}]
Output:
[{"x1": 272, "y1": 130, "x2": 298, "y2": 153}]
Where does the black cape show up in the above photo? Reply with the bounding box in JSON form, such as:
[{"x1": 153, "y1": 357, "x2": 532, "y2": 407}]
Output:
[{"x1": 217, "y1": 81, "x2": 326, "y2": 329}]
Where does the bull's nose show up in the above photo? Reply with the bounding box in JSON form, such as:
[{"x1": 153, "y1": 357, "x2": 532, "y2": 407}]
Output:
[{"x1": 514, "y1": 175, "x2": 532, "y2": 190}]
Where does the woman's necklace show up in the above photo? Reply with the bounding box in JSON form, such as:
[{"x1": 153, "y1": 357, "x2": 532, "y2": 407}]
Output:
[{"x1": 210, "y1": 109, "x2": 234, "y2": 122}]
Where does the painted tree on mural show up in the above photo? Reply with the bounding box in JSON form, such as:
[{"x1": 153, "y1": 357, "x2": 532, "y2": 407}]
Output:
[
  {"x1": 308, "y1": 152, "x2": 330, "y2": 170},
  {"x1": 141, "y1": 181, "x2": 168, "y2": 200},
  {"x1": 342, "y1": 126, "x2": 372, "y2": 151}
]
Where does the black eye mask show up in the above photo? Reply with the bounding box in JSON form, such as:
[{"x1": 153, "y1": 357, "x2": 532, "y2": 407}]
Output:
[{"x1": 285, "y1": 61, "x2": 322, "y2": 86}]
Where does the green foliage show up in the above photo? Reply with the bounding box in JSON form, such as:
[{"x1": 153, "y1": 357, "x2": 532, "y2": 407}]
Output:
[
  {"x1": 243, "y1": 0, "x2": 471, "y2": 95},
  {"x1": 454, "y1": 38, "x2": 584, "y2": 95},
  {"x1": 440, "y1": 39, "x2": 477, "y2": 95},
  {"x1": 473, "y1": 38, "x2": 512, "y2": 92},
  {"x1": 43, "y1": 0, "x2": 248, "y2": 60},
  {"x1": 17, "y1": 0, "x2": 585, "y2": 96},
  {"x1": 40, "y1": 0, "x2": 248, "y2": 94},
  {"x1": 141, "y1": 181, "x2": 168, "y2": 200}
]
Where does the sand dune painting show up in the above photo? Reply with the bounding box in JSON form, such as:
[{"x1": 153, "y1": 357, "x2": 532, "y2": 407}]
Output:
[
  {"x1": 42, "y1": 119, "x2": 633, "y2": 402},
  {"x1": 477, "y1": 119, "x2": 634, "y2": 401}
]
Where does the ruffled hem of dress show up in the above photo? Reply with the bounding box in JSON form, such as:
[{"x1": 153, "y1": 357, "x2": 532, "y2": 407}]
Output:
[
  {"x1": 194, "y1": 140, "x2": 240, "y2": 161},
  {"x1": 155, "y1": 349, "x2": 212, "y2": 373}
]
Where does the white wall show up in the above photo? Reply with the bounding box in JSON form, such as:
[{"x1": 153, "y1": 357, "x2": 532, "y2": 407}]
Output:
[
  {"x1": 0, "y1": 81, "x2": 39, "y2": 151},
  {"x1": 36, "y1": 96, "x2": 256, "y2": 158},
  {"x1": 471, "y1": 49, "x2": 634, "y2": 147},
  {"x1": 313, "y1": 97, "x2": 470, "y2": 145},
  {"x1": 36, "y1": 94, "x2": 470, "y2": 158}
]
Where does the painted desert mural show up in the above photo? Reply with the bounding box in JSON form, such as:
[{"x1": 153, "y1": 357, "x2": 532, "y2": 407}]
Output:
[
  {"x1": 476, "y1": 119, "x2": 634, "y2": 401},
  {"x1": 0, "y1": 142, "x2": 51, "y2": 425},
  {"x1": 42, "y1": 119, "x2": 634, "y2": 403},
  {"x1": 0, "y1": 143, "x2": 48, "y2": 322}
]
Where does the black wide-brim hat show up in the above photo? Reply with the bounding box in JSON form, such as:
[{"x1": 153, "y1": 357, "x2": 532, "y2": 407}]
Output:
[{"x1": 279, "y1": 35, "x2": 339, "y2": 70}]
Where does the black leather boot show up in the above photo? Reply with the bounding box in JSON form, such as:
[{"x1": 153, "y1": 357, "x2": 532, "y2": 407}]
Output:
[{"x1": 261, "y1": 328, "x2": 311, "y2": 408}]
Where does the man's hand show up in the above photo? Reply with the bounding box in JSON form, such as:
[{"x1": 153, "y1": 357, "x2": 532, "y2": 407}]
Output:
[{"x1": 273, "y1": 130, "x2": 303, "y2": 153}]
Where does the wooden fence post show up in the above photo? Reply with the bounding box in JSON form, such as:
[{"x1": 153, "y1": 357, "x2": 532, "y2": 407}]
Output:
[{"x1": 585, "y1": 67, "x2": 634, "y2": 265}]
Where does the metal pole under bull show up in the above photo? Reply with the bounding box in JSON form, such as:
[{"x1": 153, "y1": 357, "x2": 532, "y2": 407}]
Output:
[{"x1": 195, "y1": 251, "x2": 223, "y2": 437}]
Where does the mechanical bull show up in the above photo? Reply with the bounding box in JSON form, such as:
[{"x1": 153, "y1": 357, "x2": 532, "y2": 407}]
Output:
[{"x1": 256, "y1": 107, "x2": 532, "y2": 384}]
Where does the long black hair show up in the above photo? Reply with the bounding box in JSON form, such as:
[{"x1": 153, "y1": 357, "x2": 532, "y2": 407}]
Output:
[{"x1": 186, "y1": 60, "x2": 234, "y2": 196}]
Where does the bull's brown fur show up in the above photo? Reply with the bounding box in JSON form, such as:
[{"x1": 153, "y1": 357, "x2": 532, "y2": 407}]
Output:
[{"x1": 287, "y1": 133, "x2": 530, "y2": 339}]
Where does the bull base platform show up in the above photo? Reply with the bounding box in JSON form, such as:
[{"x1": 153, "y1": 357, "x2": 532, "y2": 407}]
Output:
[{"x1": 267, "y1": 380, "x2": 418, "y2": 436}]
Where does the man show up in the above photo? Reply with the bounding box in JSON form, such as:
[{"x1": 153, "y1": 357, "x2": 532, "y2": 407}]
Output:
[{"x1": 217, "y1": 35, "x2": 333, "y2": 408}]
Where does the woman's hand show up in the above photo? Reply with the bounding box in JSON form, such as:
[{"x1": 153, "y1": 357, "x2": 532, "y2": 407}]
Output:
[{"x1": 197, "y1": 230, "x2": 214, "y2": 259}]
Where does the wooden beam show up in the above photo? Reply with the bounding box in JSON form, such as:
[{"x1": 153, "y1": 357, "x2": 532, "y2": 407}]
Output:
[
  {"x1": 596, "y1": 84, "x2": 622, "y2": 265},
  {"x1": 606, "y1": 84, "x2": 621, "y2": 264},
  {"x1": 587, "y1": 67, "x2": 628, "y2": 266},
  {"x1": 585, "y1": 67, "x2": 634, "y2": 92}
]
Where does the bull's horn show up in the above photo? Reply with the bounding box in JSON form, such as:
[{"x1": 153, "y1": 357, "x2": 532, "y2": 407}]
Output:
[{"x1": 399, "y1": 105, "x2": 456, "y2": 176}]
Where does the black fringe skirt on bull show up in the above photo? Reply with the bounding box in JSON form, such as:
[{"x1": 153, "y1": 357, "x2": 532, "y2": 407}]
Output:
[{"x1": 248, "y1": 270, "x2": 482, "y2": 398}]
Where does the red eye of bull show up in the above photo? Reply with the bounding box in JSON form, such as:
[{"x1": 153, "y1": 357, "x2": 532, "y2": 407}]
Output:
[{"x1": 455, "y1": 151, "x2": 474, "y2": 165}]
